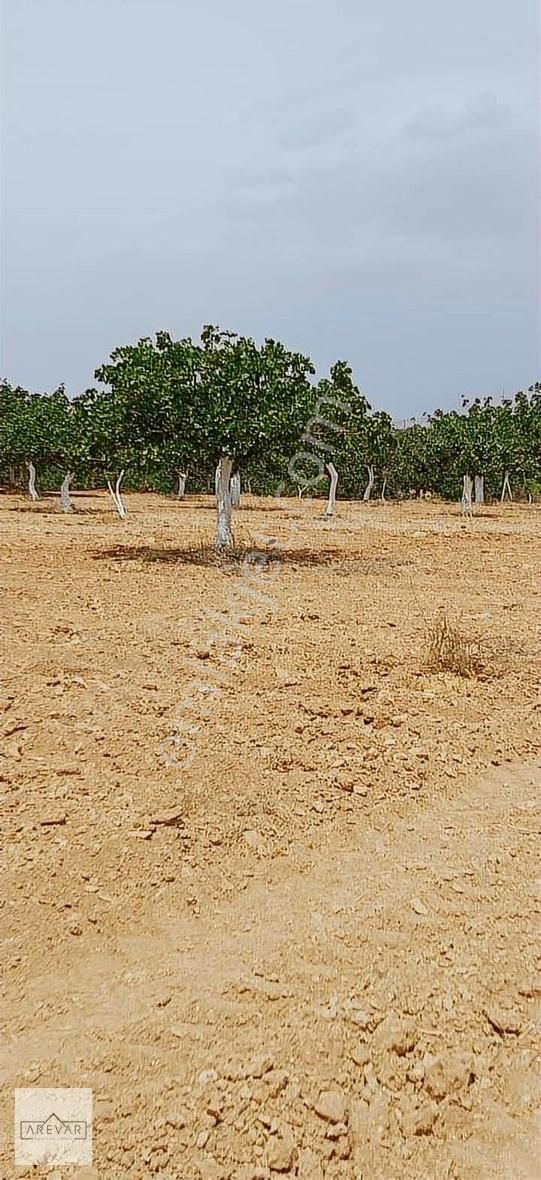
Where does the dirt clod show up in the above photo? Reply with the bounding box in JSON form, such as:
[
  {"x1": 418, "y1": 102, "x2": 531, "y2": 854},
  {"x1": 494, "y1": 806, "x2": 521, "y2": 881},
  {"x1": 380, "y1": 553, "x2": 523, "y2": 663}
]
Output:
[
  {"x1": 423, "y1": 1050, "x2": 474, "y2": 1100},
  {"x1": 296, "y1": 1148, "x2": 324, "y2": 1180},
  {"x1": 399, "y1": 1098, "x2": 439, "y2": 1137},
  {"x1": 314, "y1": 1090, "x2": 347, "y2": 1124},
  {"x1": 265, "y1": 1069, "x2": 289, "y2": 1098},
  {"x1": 373, "y1": 1015, "x2": 417, "y2": 1056},
  {"x1": 484, "y1": 1007, "x2": 523, "y2": 1036},
  {"x1": 264, "y1": 1123, "x2": 296, "y2": 1171},
  {"x1": 245, "y1": 1052, "x2": 275, "y2": 1079}
]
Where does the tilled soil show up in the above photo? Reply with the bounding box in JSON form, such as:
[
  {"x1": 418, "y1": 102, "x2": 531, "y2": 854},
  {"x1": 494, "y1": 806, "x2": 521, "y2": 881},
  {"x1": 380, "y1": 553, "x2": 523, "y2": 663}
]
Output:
[{"x1": 1, "y1": 492, "x2": 540, "y2": 1178}]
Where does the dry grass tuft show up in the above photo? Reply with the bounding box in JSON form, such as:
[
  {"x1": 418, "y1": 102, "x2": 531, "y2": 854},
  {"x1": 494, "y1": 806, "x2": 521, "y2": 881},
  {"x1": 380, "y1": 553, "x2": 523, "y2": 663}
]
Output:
[{"x1": 426, "y1": 612, "x2": 483, "y2": 678}]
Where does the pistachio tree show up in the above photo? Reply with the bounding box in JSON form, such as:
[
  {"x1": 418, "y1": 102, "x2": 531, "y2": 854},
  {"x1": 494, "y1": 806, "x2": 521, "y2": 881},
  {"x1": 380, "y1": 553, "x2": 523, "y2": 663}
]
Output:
[
  {"x1": 191, "y1": 326, "x2": 316, "y2": 546},
  {"x1": 0, "y1": 384, "x2": 76, "y2": 501},
  {"x1": 72, "y1": 386, "x2": 131, "y2": 515}
]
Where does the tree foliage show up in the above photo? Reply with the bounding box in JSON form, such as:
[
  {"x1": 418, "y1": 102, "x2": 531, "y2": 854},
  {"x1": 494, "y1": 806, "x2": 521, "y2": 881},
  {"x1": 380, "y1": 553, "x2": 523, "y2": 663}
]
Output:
[{"x1": 0, "y1": 331, "x2": 539, "y2": 501}]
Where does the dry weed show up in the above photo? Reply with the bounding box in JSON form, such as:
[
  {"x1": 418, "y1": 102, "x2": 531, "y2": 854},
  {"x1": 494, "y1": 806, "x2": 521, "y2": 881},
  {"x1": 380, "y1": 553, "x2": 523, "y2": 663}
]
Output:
[{"x1": 426, "y1": 613, "x2": 483, "y2": 678}]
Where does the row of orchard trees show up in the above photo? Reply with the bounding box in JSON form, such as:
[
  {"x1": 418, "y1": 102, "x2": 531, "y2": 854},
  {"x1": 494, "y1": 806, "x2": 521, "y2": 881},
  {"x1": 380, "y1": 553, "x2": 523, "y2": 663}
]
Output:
[
  {"x1": 395, "y1": 393, "x2": 541, "y2": 502},
  {"x1": 0, "y1": 326, "x2": 393, "y2": 545},
  {"x1": 1, "y1": 325, "x2": 540, "y2": 545}
]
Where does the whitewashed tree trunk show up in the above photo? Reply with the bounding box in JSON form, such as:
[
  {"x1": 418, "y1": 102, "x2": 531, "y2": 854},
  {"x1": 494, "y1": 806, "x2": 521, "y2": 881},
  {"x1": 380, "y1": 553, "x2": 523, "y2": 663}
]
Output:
[
  {"x1": 176, "y1": 470, "x2": 187, "y2": 499},
  {"x1": 501, "y1": 471, "x2": 512, "y2": 502},
  {"x1": 325, "y1": 463, "x2": 338, "y2": 516},
  {"x1": 230, "y1": 471, "x2": 241, "y2": 508},
  {"x1": 381, "y1": 477, "x2": 387, "y2": 503},
  {"x1": 474, "y1": 475, "x2": 484, "y2": 504},
  {"x1": 106, "y1": 477, "x2": 118, "y2": 516},
  {"x1": 461, "y1": 474, "x2": 473, "y2": 516},
  {"x1": 27, "y1": 461, "x2": 39, "y2": 501},
  {"x1": 107, "y1": 470, "x2": 127, "y2": 519},
  {"x1": 363, "y1": 464, "x2": 375, "y2": 502},
  {"x1": 115, "y1": 470, "x2": 127, "y2": 518},
  {"x1": 60, "y1": 471, "x2": 74, "y2": 513},
  {"x1": 215, "y1": 456, "x2": 234, "y2": 549}
]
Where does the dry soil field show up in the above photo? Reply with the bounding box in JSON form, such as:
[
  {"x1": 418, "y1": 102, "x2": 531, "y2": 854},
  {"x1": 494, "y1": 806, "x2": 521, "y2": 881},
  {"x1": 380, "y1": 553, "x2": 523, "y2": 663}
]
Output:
[{"x1": 1, "y1": 491, "x2": 540, "y2": 1179}]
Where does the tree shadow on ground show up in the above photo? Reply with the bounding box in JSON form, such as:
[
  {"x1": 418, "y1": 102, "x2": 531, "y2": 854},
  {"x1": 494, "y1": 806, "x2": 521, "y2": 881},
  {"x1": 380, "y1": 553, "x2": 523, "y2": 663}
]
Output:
[
  {"x1": 473, "y1": 507, "x2": 538, "y2": 519},
  {"x1": 72, "y1": 491, "x2": 106, "y2": 498},
  {"x1": 4, "y1": 503, "x2": 65, "y2": 515},
  {"x1": 234, "y1": 501, "x2": 306, "y2": 511},
  {"x1": 165, "y1": 499, "x2": 290, "y2": 512},
  {"x1": 3, "y1": 504, "x2": 101, "y2": 516},
  {"x1": 91, "y1": 541, "x2": 353, "y2": 569}
]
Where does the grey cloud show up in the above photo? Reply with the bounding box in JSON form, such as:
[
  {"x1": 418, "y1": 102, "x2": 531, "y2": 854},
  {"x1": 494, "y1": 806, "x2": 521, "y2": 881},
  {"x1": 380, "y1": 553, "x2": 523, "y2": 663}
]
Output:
[
  {"x1": 403, "y1": 93, "x2": 517, "y2": 140},
  {"x1": 1, "y1": 0, "x2": 538, "y2": 414},
  {"x1": 226, "y1": 94, "x2": 536, "y2": 251},
  {"x1": 274, "y1": 107, "x2": 354, "y2": 151},
  {"x1": 226, "y1": 166, "x2": 295, "y2": 192}
]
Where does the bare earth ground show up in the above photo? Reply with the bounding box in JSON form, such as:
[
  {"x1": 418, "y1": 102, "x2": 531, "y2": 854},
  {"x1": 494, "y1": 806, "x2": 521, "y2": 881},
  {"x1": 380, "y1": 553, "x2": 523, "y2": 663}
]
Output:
[{"x1": 1, "y1": 492, "x2": 540, "y2": 1179}]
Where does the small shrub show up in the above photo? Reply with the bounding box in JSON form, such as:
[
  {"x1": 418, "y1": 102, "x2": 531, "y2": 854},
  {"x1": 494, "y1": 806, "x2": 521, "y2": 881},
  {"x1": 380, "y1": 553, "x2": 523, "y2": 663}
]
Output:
[{"x1": 426, "y1": 613, "x2": 482, "y2": 678}]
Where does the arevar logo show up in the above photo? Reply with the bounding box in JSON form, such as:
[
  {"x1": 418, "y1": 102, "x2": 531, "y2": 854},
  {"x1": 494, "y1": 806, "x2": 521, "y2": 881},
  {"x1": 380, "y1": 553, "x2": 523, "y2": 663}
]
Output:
[
  {"x1": 15, "y1": 1088, "x2": 93, "y2": 1165},
  {"x1": 20, "y1": 1111, "x2": 88, "y2": 1139}
]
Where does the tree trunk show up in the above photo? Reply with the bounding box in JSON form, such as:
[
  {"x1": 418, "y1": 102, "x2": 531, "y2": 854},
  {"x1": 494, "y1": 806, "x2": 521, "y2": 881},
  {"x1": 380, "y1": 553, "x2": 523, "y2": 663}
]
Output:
[
  {"x1": 107, "y1": 470, "x2": 128, "y2": 519},
  {"x1": 363, "y1": 464, "x2": 375, "y2": 501},
  {"x1": 115, "y1": 470, "x2": 127, "y2": 518},
  {"x1": 474, "y1": 475, "x2": 484, "y2": 504},
  {"x1": 501, "y1": 471, "x2": 512, "y2": 502},
  {"x1": 60, "y1": 471, "x2": 74, "y2": 513},
  {"x1": 461, "y1": 474, "x2": 473, "y2": 516},
  {"x1": 27, "y1": 461, "x2": 39, "y2": 501},
  {"x1": 325, "y1": 463, "x2": 338, "y2": 516},
  {"x1": 230, "y1": 471, "x2": 241, "y2": 508},
  {"x1": 215, "y1": 456, "x2": 234, "y2": 549},
  {"x1": 176, "y1": 470, "x2": 187, "y2": 499},
  {"x1": 381, "y1": 477, "x2": 387, "y2": 503}
]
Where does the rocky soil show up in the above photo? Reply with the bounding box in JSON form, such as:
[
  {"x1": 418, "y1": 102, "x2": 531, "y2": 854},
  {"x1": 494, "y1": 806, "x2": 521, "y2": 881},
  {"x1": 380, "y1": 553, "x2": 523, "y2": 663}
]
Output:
[{"x1": 1, "y1": 493, "x2": 540, "y2": 1178}]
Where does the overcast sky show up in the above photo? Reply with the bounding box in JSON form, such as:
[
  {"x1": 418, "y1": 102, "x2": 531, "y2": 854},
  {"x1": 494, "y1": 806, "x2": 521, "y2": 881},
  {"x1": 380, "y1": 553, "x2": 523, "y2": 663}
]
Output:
[{"x1": 1, "y1": 0, "x2": 539, "y2": 415}]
